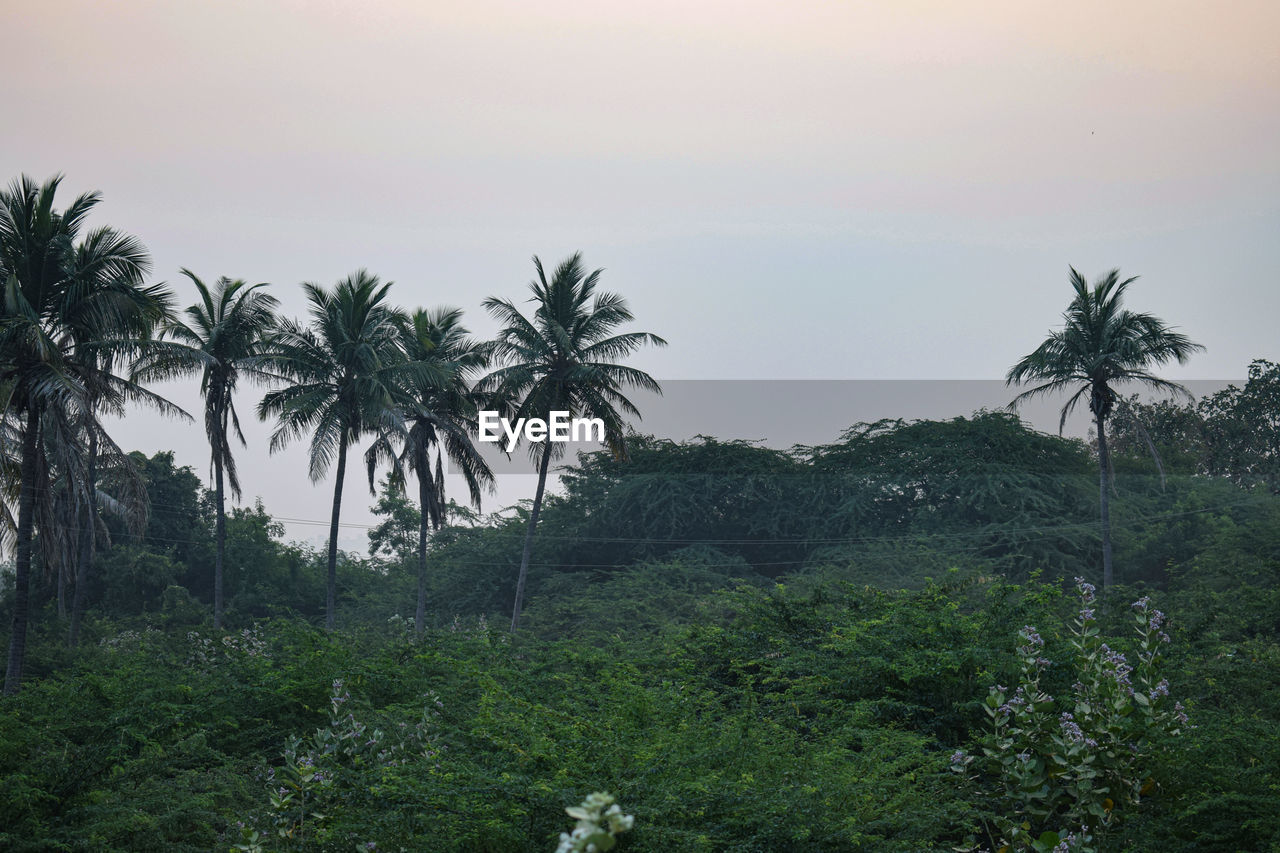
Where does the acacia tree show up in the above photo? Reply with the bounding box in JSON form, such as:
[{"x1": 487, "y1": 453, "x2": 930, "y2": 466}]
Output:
[
  {"x1": 0, "y1": 174, "x2": 172, "y2": 692},
  {"x1": 1007, "y1": 268, "x2": 1202, "y2": 589},
  {"x1": 366, "y1": 307, "x2": 494, "y2": 634},
  {"x1": 133, "y1": 270, "x2": 280, "y2": 628},
  {"x1": 479, "y1": 252, "x2": 665, "y2": 632},
  {"x1": 258, "y1": 271, "x2": 425, "y2": 630}
]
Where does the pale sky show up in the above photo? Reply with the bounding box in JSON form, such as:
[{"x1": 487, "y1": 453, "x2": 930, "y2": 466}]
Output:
[{"x1": 3, "y1": 1, "x2": 1277, "y2": 547}]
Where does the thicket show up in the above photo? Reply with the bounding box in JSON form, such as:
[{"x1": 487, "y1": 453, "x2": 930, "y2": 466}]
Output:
[{"x1": 2, "y1": 401, "x2": 1279, "y2": 851}]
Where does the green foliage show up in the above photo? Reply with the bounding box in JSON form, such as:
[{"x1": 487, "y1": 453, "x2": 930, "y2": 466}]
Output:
[
  {"x1": 955, "y1": 580, "x2": 1187, "y2": 852},
  {"x1": 5, "y1": 364, "x2": 1280, "y2": 850},
  {"x1": 801, "y1": 412, "x2": 1097, "y2": 580},
  {"x1": 1111, "y1": 359, "x2": 1280, "y2": 493},
  {"x1": 367, "y1": 477, "x2": 420, "y2": 565}
]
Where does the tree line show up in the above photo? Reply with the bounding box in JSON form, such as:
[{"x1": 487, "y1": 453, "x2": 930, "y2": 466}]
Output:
[
  {"x1": 0, "y1": 171, "x2": 1226, "y2": 698},
  {"x1": 0, "y1": 173, "x2": 664, "y2": 695}
]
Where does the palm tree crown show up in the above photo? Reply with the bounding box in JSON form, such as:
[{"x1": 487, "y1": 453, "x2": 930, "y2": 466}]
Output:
[
  {"x1": 481, "y1": 253, "x2": 666, "y2": 460},
  {"x1": 1008, "y1": 269, "x2": 1202, "y2": 428},
  {"x1": 259, "y1": 272, "x2": 409, "y2": 479}
]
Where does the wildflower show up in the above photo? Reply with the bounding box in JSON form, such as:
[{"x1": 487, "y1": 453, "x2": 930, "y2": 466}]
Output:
[
  {"x1": 1132, "y1": 596, "x2": 1151, "y2": 611},
  {"x1": 1060, "y1": 711, "x2": 1085, "y2": 743},
  {"x1": 1075, "y1": 576, "x2": 1097, "y2": 602},
  {"x1": 1152, "y1": 679, "x2": 1170, "y2": 699}
]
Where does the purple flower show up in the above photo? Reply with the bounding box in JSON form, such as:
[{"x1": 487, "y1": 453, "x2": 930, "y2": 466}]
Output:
[
  {"x1": 1060, "y1": 711, "x2": 1085, "y2": 743},
  {"x1": 1075, "y1": 576, "x2": 1097, "y2": 603},
  {"x1": 1152, "y1": 679, "x2": 1170, "y2": 699},
  {"x1": 1132, "y1": 596, "x2": 1151, "y2": 611}
]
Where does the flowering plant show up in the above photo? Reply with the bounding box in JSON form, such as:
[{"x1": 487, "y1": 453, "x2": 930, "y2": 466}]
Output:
[
  {"x1": 233, "y1": 679, "x2": 443, "y2": 851},
  {"x1": 951, "y1": 579, "x2": 1187, "y2": 853},
  {"x1": 554, "y1": 792, "x2": 634, "y2": 853}
]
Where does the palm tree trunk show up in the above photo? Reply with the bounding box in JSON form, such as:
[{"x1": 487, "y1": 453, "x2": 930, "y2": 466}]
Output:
[
  {"x1": 416, "y1": 467, "x2": 429, "y2": 635},
  {"x1": 68, "y1": 429, "x2": 98, "y2": 647},
  {"x1": 1097, "y1": 410, "x2": 1114, "y2": 590},
  {"x1": 213, "y1": 452, "x2": 226, "y2": 630},
  {"x1": 4, "y1": 406, "x2": 42, "y2": 695},
  {"x1": 325, "y1": 436, "x2": 348, "y2": 631},
  {"x1": 510, "y1": 440, "x2": 553, "y2": 633}
]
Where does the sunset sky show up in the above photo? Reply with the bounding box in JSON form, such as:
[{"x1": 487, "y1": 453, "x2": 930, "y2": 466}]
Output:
[{"x1": 3, "y1": 0, "x2": 1276, "y2": 544}]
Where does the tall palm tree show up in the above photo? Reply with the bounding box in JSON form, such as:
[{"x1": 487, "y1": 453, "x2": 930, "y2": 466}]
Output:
[
  {"x1": 1, "y1": 174, "x2": 171, "y2": 693},
  {"x1": 366, "y1": 307, "x2": 494, "y2": 634},
  {"x1": 479, "y1": 252, "x2": 665, "y2": 632},
  {"x1": 62, "y1": 236, "x2": 179, "y2": 646},
  {"x1": 258, "y1": 271, "x2": 421, "y2": 630},
  {"x1": 1007, "y1": 268, "x2": 1202, "y2": 590},
  {"x1": 132, "y1": 270, "x2": 280, "y2": 628}
]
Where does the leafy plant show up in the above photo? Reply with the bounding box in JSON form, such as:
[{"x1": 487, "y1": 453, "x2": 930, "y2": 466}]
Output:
[
  {"x1": 555, "y1": 792, "x2": 634, "y2": 853},
  {"x1": 953, "y1": 578, "x2": 1187, "y2": 852}
]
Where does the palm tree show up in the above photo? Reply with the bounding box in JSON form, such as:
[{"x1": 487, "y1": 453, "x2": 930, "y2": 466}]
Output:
[
  {"x1": 479, "y1": 252, "x2": 665, "y2": 632},
  {"x1": 1, "y1": 174, "x2": 171, "y2": 693},
  {"x1": 258, "y1": 271, "x2": 421, "y2": 630},
  {"x1": 132, "y1": 270, "x2": 280, "y2": 628},
  {"x1": 365, "y1": 307, "x2": 494, "y2": 634},
  {"x1": 1007, "y1": 268, "x2": 1202, "y2": 590}
]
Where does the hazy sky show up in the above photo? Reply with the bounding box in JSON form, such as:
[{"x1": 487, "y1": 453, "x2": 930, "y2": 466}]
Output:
[{"x1": 3, "y1": 1, "x2": 1277, "y2": 547}]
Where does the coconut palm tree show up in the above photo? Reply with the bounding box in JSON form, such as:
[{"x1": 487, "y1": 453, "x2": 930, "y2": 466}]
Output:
[
  {"x1": 132, "y1": 270, "x2": 280, "y2": 628},
  {"x1": 479, "y1": 252, "x2": 665, "y2": 632},
  {"x1": 1007, "y1": 268, "x2": 1202, "y2": 590},
  {"x1": 1, "y1": 174, "x2": 172, "y2": 693},
  {"x1": 365, "y1": 307, "x2": 494, "y2": 634},
  {"x1": 258, "y1": 271, "x2": 425, "y2": 630}
]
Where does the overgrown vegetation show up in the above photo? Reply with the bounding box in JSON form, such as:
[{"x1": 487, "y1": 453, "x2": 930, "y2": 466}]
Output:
[
  {"x1": 2, "y1": 172, "x2": 1278, "y2": 849},
  {"x1": 2, "y1": 398, "x2": 1279, "y2": 850}
]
